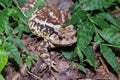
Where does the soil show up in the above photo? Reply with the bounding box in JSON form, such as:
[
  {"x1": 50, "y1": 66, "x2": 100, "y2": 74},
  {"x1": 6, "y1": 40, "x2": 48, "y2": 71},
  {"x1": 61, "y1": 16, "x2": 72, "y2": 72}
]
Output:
[
  {"x1": 2, "y1": 34, "x2": 119, "y2": 80},
  {"x1": 2, "y1": 0, "x2": 120, "y2": 80}
]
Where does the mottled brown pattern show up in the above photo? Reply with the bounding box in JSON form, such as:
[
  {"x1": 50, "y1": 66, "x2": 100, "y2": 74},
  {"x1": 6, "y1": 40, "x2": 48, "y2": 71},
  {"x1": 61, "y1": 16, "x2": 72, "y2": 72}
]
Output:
[
  {"x1": 21, "y1": 0, "x2": 36, "y2": 11},
  {"x1": 22, "y1": 0, "x2": 76, "y2": 72},
  {"x1": 30, "y1": 7, "x2": 69, "y2": 25},
  {"x1": 28, "y1": 7, "x2": 72, "y2": 41}
]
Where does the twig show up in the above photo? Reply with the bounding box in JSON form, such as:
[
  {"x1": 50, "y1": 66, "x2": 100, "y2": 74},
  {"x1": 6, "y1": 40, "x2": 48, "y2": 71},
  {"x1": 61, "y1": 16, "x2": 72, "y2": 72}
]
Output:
[
  {"x1": 99, "y1": 57, "x2": 110, "y2": 74},
  {"x1": 26, "y1": 69, "x2": 41, "y2": 80}
]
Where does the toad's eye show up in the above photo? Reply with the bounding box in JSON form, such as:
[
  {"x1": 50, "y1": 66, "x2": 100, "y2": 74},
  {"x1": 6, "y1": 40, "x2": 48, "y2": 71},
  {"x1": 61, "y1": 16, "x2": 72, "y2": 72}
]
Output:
[
  {"x1": 28, "y1": 6, "x2": 76, "y2": 46},
  {"x1": 28, "y1": 7, "x2": 69, "y2": 38}
]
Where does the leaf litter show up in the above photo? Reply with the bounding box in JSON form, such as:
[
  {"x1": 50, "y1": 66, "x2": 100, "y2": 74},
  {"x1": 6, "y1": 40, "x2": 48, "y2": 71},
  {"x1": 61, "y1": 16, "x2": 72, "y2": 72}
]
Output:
[
  {"x1": 1, "y1": 33, "x2": 119, "y2": 80},
  {"x1": 1, "y1": 0, "x2": 120, "y2": 80}
]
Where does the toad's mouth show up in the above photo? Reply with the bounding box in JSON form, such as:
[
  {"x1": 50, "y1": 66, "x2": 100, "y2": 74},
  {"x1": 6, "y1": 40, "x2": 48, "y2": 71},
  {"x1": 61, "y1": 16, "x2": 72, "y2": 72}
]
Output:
[{"x1": 49, "y1": 25, "x2": 77, "y2": 46}]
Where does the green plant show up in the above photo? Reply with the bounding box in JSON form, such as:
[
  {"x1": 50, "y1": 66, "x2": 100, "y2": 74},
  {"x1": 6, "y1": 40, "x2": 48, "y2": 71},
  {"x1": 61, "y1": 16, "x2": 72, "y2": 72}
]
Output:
[
  {"x1": 0, "y1": 0, "x2": 120, "y2": 79},
  {"x1": 0, "y1": 0, "x2": 45, "y2": 79},
  {"x1": 63, "y1": 0, "x2": 120, "y2": 74}
]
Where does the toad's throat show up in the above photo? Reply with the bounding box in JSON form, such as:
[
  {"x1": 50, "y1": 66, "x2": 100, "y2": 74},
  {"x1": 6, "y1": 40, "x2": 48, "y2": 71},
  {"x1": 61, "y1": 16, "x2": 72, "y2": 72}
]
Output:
[{"x1": 29, "y1": 20, "x2": 63, "y2": 40}]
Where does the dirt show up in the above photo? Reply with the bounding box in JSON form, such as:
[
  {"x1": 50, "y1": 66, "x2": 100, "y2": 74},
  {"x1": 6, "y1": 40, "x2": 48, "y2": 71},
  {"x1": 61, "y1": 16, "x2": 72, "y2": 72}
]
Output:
[
  {"x1": 2, "y1": 34, "x2": 119, "y2": 80},
  {"x1": 2, "y1": 0, "x2": 120, "y2": 80}
]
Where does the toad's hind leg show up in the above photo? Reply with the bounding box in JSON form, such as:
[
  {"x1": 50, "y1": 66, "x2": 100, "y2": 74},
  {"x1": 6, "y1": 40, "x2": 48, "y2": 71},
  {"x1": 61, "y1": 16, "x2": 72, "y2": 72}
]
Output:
[{"x1": 36, "y1": 40, "x2": 57, "y2": 72}]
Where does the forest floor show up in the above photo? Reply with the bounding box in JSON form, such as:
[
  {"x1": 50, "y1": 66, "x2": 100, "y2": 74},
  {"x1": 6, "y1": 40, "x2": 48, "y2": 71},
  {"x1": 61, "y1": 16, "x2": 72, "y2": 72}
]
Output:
[
  {"x1": 1, "y1": 0, "x2": 120, "y2": 80},
  {"x1": 2, "y1": 31, "x2": 120, "y2": 80}
]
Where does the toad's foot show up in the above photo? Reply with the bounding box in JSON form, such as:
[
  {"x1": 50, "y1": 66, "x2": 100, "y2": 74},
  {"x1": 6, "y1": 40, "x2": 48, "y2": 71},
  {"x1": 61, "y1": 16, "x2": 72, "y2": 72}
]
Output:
[
  {"x1": 39, "y1": 55, "x2": 58, "y2": 72},
  {"x1": 49, "y1": 60, "x2": 58, "y2": 72},
  {"x1": 29, "y1": 40, "x2": 58, "y2": 73}
]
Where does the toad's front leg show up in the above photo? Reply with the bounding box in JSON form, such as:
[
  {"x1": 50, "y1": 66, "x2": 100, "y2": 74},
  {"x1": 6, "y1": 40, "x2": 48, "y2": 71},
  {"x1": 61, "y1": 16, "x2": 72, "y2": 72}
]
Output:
[{"x1": 34, "y1": 40, "x2": 58, "y2": 73}]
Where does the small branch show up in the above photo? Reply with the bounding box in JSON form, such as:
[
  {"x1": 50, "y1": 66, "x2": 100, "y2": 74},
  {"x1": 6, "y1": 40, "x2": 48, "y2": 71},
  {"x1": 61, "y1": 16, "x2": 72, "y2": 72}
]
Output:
[
  {"x1": 99, "y1": 56, "x2": 109, "y2": 74},
  {"x1": 26, "y1": 69, "x2": 41, "y2": 80}
]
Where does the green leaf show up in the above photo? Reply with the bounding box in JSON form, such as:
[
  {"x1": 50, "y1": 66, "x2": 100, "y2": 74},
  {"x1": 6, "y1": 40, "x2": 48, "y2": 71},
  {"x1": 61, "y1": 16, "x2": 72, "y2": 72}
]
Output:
[
  {"x1": 13, "y1": 22, "x2": 30, "y2": 36},
  {"x1": 26, "y1": 54, "x2": 36, "y2": 69},
  {"x1": 5, "y1": 42, "x2": 23, "y2": 67},
  {"x1": 100, "y1": 45, "x2": 119, "y2": 74},
  {"x1": 0, "y1": 8, "x2": 18, "y2": 35},
  {"x1": 83, "y1": 46, "x2": 97, "y2": 69},
  {"x1": 90, "y1": 16, "x2": 110, "y2": 29},
  {"x1": 0, "y1": 0, "x2": 12, "y2": 8},
  {"x1": 78, "y1": 64, "x2": 86, "y2": 73},
  {"x1": 79, "y1": 0, "x2": 115, "y2": 11},
  {"x1": 71, "y1": 62, "x2": 86, "y2": 73},
  {"x1": 0, "y1": 74, "x2": 5, "y2": 80},
  {"x1": 77, "y1": 23, "x2": 94, "y2": 50},
  {"x1": 36, "y1": 0, "x2": 45, "y2": 8},
  {"x1": 62, "y1": 51, "x2": 74, "y2": 60},
  {"x1": 0, "y1": 51, "x2": 9, "y2": 55},
  {"x1": 0, "y1": 54, "x2": 8, "y2": 73},
  {"x1": 17, "y1": 0, "x2": 27, "y2": 7},
  {"x1": 66, "y1": 8, "x2": 87, "y2": 25},
  {"x1": 98, "y1": 13, "x2": 120, "y2": 28},
  {"x1": 94, "y1": 33, "x2": 104, "y2": 44},
  {"x1": 26, "y1": 57, "x2": 31, "y2": 70},
  {"x1": 16, "y1": 8, "x2": 28, "y2": 22},
  {"x1": 118, "y1": 0, "x2": 120, "y2": 3},
  {"x1": 74, "y1": 46, "x2": 83, "y2": 61},
  {"x1": 98, "y1": 28, "x2": 120, "y2": 48},
  {"x1": 24, "y1": 8, "x2": 35, "y2": 18},
  {"x1": 71, "y1": 1, "x2": 80, "y2": 13},
  {"x1": 7, "y1": 37, "x2": 28, "y2": 54},
  {"x1": 0, "y1": 39, "x2": 2, "y2": 45}
]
